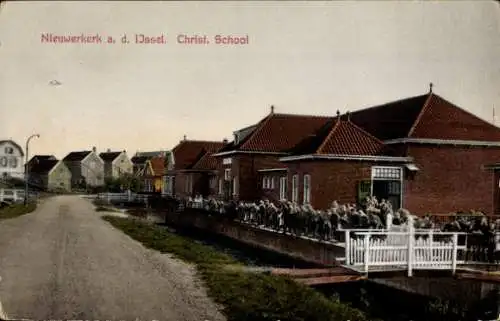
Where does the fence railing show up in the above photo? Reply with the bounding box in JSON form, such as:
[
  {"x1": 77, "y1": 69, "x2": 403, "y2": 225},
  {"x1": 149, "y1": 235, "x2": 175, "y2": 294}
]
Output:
[
  {"x1": 428, "y1": 213, "x2": 500, "y2": 226},
  {"x1": 96, "y1": 192, "x2": 149, "y2": 204},
  {"x1": 343, "y1": 228, "x2": 467, "y2": 276},
  {"x1": 0, "y1": 188, "x2": 39, "y2": 203}
]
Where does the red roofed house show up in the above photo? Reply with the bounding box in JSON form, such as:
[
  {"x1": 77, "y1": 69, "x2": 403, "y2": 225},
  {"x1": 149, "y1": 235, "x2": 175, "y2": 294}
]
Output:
[
  {"x1": 280, "y1": 86, "x2": 500, "y2": 215},
  {"x1": 142, "y1": 156, "x2": 166, "y2": 193},
  {"x1": 213, "y1": 106, "x2": 332, "y2": 202},
  {"x1": 214, "y1": 86, "x2": 500, "y2": 216},
  {"x1": 163, "y1": 137, "x2": 227, "y2": 198}
]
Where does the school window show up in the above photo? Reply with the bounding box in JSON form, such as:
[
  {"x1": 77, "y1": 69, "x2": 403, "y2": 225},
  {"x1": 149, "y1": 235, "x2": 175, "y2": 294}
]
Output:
[
  {"x1": 262, "y1": 176, "x2": 270, "y2": 189},
  {"x1": 218, "y1": 179, "x2": 223, "y2": 195},
  {"x1": 210, "y1": 176, "x2": 217, "y2": 189},
  {"x1": 292, "y1": 174, "x2": 299, "y2": 202},
  {"x1": 224, "y1": 169, "x2": 231, "y2": 181},
  {"x1": 279, "y1": 176, "x2": 287, "y2": 200},
  {"x1": 4, "y1": 147, "x2": 13, "y2": 155},
  {"x1": 270, "y1": 177, "x2": 275, "y2": 189},
  {"x1": 303, "y1": 174, "x2": 311, "y2": 204},
  {"x1": 233, "y1": 176, "x2": 239, "y2": 195}
]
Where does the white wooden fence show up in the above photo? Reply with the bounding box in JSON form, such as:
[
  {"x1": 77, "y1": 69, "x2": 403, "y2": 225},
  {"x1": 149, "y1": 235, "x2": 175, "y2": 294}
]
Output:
[
  {"x1": 96, "y1": 191, "x2": 149, "y2": 204},
  {"x1": 343, "y1": 227, "x2": 466, "y2": 276},
  {"x1": 0, "y1": 188, "x2": 25, "y2": 203}
]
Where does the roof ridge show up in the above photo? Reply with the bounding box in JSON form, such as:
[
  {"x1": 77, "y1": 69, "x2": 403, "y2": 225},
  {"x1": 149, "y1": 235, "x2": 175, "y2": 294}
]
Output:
[
  {"x1": 407, "y1": 92, "x2": 433, "y2": 138},
  {"x1": 350, "y1": 92, "x2": 429, "y2": 115},
  {"x1": 239, "y1": 113, "x2": 275, "y2": 150},
  {"x1": 343, "y1": 118, "x2": 386, "y2": 146},
  {"x1": 315, "y1": 119, "x2": 341, "y2": 154},
  {"x1": 272, "y1": 112, "x2": 333, "y2": 118}
]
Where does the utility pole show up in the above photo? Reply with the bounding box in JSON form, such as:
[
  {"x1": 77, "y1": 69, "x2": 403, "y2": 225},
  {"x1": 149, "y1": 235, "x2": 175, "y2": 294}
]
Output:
[{"x1": 24, "y1": 134, "x2": 40, "y2": 205}]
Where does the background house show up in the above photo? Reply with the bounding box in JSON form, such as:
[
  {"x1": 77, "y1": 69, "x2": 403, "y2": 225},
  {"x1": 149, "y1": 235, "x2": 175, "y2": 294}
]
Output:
[
  {"x1": 63, "y1": 147, "x2": 104, "y2": 189},
  {"x1": 141, "y1": 156, "x2": 165, "y2": 193},
  {"x1": 99, "y1": 150, "x2": 133, "y2": 180},
  {"x1": 26, "y1": 155, "x2": 57, "y2": 172},
  {"x1": 164, "y1": 137, "x2": 226, "y2": 198},
  {"x1": 28, "y1": 158, "x2": 72, "y2": 192},
  {"x1": 0, "y1": 140, "x2": 24, "y2": 180},
  {"x1": 131, "y1": 150, "x2": 167, "y2": 176}
]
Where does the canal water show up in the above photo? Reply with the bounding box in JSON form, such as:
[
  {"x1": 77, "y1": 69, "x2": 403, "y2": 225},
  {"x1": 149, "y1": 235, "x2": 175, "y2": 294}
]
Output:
[{"x1": 132, "y1": 211, "x2": 496, "y2": 321}]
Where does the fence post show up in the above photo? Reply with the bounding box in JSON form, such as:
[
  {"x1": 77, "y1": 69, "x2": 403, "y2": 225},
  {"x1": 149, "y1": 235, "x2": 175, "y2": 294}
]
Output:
[
  {"x1": 0, "y1": 188, "x2": 3, "y2": 202},
  {"x1": 451, "y1": 233, "x2": 458, "y2": 275},
  {"x1": 364, "y1": 233, "x2": 370, "y2": 273},
  {"x1": 386, "y1": 212, "x2": 393, "y2": 230},
  {"x1": 407, "y1": 216, "x2": 415, "y2": 277},
  {"x1": 106, "y1": 193, "x2": 110, "y2": 203},
  {"x1": 127, "y1": 190, "x2": 132, "y2": 202},
  {"x1": 345, "y1": 230, "x2": 350, "y2": 265}
]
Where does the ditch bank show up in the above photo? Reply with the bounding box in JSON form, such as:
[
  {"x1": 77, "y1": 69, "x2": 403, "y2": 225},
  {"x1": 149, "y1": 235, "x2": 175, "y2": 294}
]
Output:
[{"x1": 158, "y1": 207, "x2": 500, "y2": 320}]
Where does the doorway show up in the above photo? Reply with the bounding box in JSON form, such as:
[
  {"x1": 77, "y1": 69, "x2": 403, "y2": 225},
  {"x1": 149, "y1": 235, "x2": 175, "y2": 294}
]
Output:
[{"x1": 371, "y1": 166, "x2": 403, "y2": 210}]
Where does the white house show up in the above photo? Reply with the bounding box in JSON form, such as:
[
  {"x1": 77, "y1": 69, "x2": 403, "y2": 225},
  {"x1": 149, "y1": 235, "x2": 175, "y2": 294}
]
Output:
[{"x1": 0, "y1": 140, "x2": 25, "y2": 179}]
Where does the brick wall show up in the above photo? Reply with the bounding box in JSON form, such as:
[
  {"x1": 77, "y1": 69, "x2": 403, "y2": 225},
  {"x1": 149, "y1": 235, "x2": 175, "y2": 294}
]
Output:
[
  {"x1": 286, "y1": 160, "x2": 373, "y2": 209},
  {"x1": 215, "y1": 154, "x2": 285, "y2": 201},
  {"x1": 259, "y1": 171, "x2": 287, "y2": 203},
  {"x1": 405, "y1": 144, "x2": 500, "y2": 216}
]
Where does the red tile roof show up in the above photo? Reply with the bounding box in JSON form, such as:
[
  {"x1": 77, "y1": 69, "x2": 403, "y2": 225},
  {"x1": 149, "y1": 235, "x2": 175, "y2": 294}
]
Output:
[
  {"x1": 172, "y1": 140, "x2": 226, "y2": 170},
  {"x1": 226, "y1": 113, "x2": 332, "y2": 153},
  {"x1": 315, "y1": 120, "x2": 385, "y2": 155},
  {"x1": 348, "y1": 94, "x2": 428, "y2": 141},
  {"x1": 349, "y1": 91, "x2": 500, "y2": 142},
  {"x1": 149, "y1": 157, "x2": 165, "y2": 176},
  {"x1": 409, "y1": 94, "x2": 500, "y2": 141}
]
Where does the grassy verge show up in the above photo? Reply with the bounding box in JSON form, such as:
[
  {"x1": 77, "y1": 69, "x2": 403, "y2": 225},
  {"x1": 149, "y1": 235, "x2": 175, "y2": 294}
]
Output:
[
  {"x1": 103, "y1": 215, "x2": 372, "y2": 321},
  {"x1": 0, "y1": 203, "x2": 37, "y2": 220}
]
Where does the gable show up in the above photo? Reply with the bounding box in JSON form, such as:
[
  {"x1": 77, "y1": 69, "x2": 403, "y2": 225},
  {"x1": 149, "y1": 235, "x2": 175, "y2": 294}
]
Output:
[
  {"x1": 82, "y1": 152, "x2": 104, "y2": 166},
  {"x1": 409, "y1": 94, "x2": 500, "y2": 141},
  {"x1": 114, "y1": 152, "x2": 132, "y2": 165},
  {"x1": 50, "y1": 161, "x2": 71, "y2": 176},
  {"x1": 0, "y1": 140, "x2": 24, "y2": 157},
  {"x1": 144, "y1": 161, "x2": 154, "y2": 176}
]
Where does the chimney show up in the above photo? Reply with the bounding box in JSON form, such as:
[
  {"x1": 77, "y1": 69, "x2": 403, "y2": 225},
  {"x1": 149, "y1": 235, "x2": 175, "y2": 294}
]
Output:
[
  {"x1": 92, "y1": 146, "x2": 96, "y2": 153},
  {"x1": 270, "y1": 105, "x2": 275, "y2": 114},
  {"x1": 183, "y1": 135, "x2": 187, "y2": 141},
  {"x1": 107, "y1": 148, "x2": 111, "y2": 153},
  {"x1": 346, "y1": 111, "x2": 351, "y2": 122},
  {"x1": 336, "y1": 110, "x2": 341, "y2": 123},
  {"x1": 223, "y1": 138, "x2": 228, "y2": 144},
  {"x1": 429, "y1": 82, "x2": 433, "y2": 93}
]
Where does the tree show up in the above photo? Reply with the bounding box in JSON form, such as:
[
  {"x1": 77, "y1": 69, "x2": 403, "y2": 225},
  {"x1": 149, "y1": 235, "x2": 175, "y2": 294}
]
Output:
[{"x1": 105, "y1": 173, "x2": 143, "y2": 193}]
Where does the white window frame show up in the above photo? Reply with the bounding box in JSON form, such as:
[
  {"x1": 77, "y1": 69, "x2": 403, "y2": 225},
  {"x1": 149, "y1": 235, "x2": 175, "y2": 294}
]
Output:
[
  {"x1": 145, "y1": 179, "x2": 153, "y2": 192},
  {"x1": 279, "y1": 176, "x2": 287, "y2": 200},
  {"x1": 218, "y1": 179, "x2": 223, "y2": 195},
  {"x1": 270, "y1": 177, "x2": 275, "y2": 189},
  {"x1": 262, "y1": 176, "x2": 268, "y2": 189},
  {"x1": 224, "y1": 169, "x2": 231, "y2": 181},
  {"x1": 233, "y1": 176, "x2": 238, "y2": 195},
  {"x1": 291, "y1": 174, "x2": 299, "y2": 203},
  {"x1": 370, "y1": 166, "x2": 404, "y2": 209},
  {"x1": 164, "y1": 176, "x2": 174, "y2": 195},
  {"x1": 303, "y1": 174, "x2": 311, "y2": 204}
]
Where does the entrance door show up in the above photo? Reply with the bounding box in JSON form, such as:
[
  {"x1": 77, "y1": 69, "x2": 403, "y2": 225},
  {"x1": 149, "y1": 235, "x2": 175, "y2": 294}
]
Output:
[
  {"x1": 223, "y1": 180, "x2": 233, "y2": 201},
  {"x1": 372, "y1": 180, "x2": 401, "y2": 210}
]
